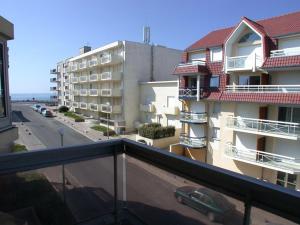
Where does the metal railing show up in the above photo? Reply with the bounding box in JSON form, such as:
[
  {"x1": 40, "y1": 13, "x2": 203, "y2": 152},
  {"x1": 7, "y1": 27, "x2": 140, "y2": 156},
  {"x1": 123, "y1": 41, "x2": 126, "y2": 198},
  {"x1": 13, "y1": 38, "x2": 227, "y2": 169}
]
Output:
[
  {"x1": 179, "y1": 88, "x2": 197, "y2": 98},
  {"x1": 89, "y1": 74, "x2": 99, "y2": 82},
  {"x1": 89, "y1": 103, "x2": 99, "y2": 111},
  {"x1": 177, "y1": 60, "x2": 206, "y2": 67},
  {"x1": 180, "y1": 111, "x2": 207, "y2": 123},
  {"x1": 80, "y1": 102, "x2": 87, "y2": 109},
  {"x1": 80, "y1": 89, "x2": 88, "y2": 96},
  {"x1": 0, "y1": 139, "x2": 299, "y2": 225},
  {"x1": 179, "y1": 133, "x2": 206, "y2": 148},
  {"x1": 100, "y1": 54, "x2": 111, "y2": 64},
  {"x1": 89, "y1": 89, "x2": 98, "y2": 96},
  {"x1": 79, "y1": 76, "x2": 88, "y2": 82},
  {"x1": 225, "y1": 144, "x2": 300, "y2": 174},
  {"x1": 78, "y1": 62, "x2": 87, "y2": 70},
  {"x1": 71, "y1": 64, "x2": 78, "y2": 72},
  {"x1": 226, "y1": 54, "x2": 262, "y2": 71},
  {"x1": 100, "y1": 104, "x2": 112, "y2": 113},
  {"x1": 271, "y1": 47, "x2": 300, "y2": 57},
  {"x1": 226, "y1": 116, "x2": 300, "y2": 139},
  {"x1": 226, "y1": 85, "x2": 300, "y2": 93}
]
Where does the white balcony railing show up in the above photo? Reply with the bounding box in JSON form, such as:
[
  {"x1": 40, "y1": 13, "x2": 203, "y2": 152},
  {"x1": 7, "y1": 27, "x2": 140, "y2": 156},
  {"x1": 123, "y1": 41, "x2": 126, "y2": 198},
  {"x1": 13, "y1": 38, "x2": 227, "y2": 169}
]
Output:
[
  {"x1": 100, "y1": 71, "x2": 121, "y2": 81},
  {"x1": 80, "y1": 102, "x2": 88, "y2": 109},
  {"x1": 180, "y1": 112, "x2": 207, "y2": 123},
  {"x1": 100, "y1": 53, "x2": 122, "y2": 65},
  {"x1": 88, "y1": 59, "x2": 98, "y2": 67},
  {"x1": 100, "y1": 104, "x2": 112, "y2": 113},
  {"x1": 140, "y1": 104, "x2": 155, "y2": 113},
  {"x1": 226, "y1": 54, "x2": 262, "y2": 72},
  {"x1": 100, "y1": 54, "x2": 112, "y2": 64},
  {"x1": 73, "y1": 90, "x2": 79, "y2": 96},
  {"x1": 78, "y1": 61, "x2": 87, "y2": 70},
  {"x1": 225, "y1": 144, "x2": 300, "y2": 174},
  {"x1": 72, "y1": 102, "x2": 79, "y2": 108},
  {"x1": 226, "y1": 116, "x2": 300, "y2": 140},
  {"x1": 226, "y1": 85, "x2": 300, "y2": 93},
  {"x1": 50, "y1": 87, "x2": 57, "y2": 91},
  {"x1": 80, "y1": 89, "x2": 88, "y2": 96},
  {"x1": 71, "y1": 64, "x2": 78, "y2": 72},
  {"x1": 89, "y1": 89, "x2": 98, "y2": 96},
  {"x1": 177, "y1": 60, "x2": 206, "y2": 67},
  {"x1": 179, "y1": 88, "x2": 197, "y2": 98},
  {"x1": 270, "y1": 47, "x2": 300, "y2": 57},
  {"x1": 71, "y1": 77, "x2": 79, "y2": 83},
  {"x1": 100, "y1": 88, "x2": 121, "y2": 97},
  {"x1": 89, "y1": 103, "x2": 99, "y2": 111},
  {"x1": 79, "y1": 76, "x2": 88, "y2": 83},
  {"x1": 89, "y1": 74, "x2": 99, "y2": 82},
  {"x1": 179, "y1": 134, "x2": 206, "y2": 148}
]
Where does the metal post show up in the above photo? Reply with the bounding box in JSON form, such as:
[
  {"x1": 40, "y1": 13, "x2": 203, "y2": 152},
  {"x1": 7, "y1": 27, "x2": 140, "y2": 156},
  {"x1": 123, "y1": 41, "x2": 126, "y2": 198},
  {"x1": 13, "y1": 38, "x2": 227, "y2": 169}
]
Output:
[
  {"x1": 113, "y1": 149, "x2": 119, "y2": 224},
  {"x1": 58, "y1": 128, "x2": 66, "y2": 204},
  {"x1": 107, "y1": 113, "x2": 109, "y2": 140},
  {"x1": 243, "y1": 195, "x2": 252, "y2": 225}
]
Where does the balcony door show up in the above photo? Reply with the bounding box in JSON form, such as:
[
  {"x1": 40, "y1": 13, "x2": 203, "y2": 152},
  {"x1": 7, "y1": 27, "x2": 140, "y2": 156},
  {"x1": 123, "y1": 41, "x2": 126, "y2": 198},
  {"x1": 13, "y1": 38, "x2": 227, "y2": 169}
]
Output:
[
  {"x1": 278, "y1": 107, "x2": 300, "y2": 123},
  {"x1": 238, "y1": 75, "x2": 260, "y2": 85},
  {"x1": 188, "y1": 77, "x2": 197, "y2": 89}
]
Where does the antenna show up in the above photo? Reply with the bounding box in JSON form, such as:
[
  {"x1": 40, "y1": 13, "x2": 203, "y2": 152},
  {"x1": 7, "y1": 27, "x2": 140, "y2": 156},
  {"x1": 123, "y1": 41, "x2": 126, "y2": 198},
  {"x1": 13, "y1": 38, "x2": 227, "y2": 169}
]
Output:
[{"x1": 143, "y1": 26, "x2": 150, "y2": 44}]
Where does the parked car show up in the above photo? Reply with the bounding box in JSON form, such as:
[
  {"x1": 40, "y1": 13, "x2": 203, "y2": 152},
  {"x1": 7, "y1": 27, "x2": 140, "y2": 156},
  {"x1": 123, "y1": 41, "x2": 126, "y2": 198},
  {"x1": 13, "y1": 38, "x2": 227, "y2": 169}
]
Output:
[
  {"x1": 174, "y1": 186, "x2": 235, "y2": 222},
  {"x1": 38, "y1": 107, "x2": 47, "y2": 114},
  {"x1": 32, "y1": 104, "x2": 41, "y2": 111},
  {"x1": 42, "y1": 109, "x2": 53, "y2": 117}
]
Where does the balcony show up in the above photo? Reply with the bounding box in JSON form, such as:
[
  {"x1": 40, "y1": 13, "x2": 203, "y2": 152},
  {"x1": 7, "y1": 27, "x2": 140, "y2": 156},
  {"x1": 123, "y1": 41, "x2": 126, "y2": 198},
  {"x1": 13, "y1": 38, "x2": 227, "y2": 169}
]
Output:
[
  {"x1": 89, "y1": 103, "x2": 99, "y2": 111},
  {"x1": 180, "y1": 112, "x2": 207, "y2": 124},
  {"x1": 173, "y1": 60, "x2": 207, "y2": 75},
  {"x1": 226, "y1": 85, "x2": 300, "y2": 93},
  {"x1": 225, "y1": 144, "x2": 300, "y2": 174},
  {"x1": 50, "y1": 95, "x2": 57, "y2": 100},
  {"x1": 50, "y1": 78, "x2": 57, "y2": 82},
  {"x1": 100, "y1": 53, "x2": 122, "y2": 65},
  {"x1": 50, "y1": 86, "x2": 57, "y2": 91},
  {"x1": 79, "y1": 76, "x2": 88, "y2": 83},
  {"x1": 88, "y1": 59, "x2": 98, "y2": 67},
  {"x1": 66, "y1": 101, "x2": 71, "y2": 107},
  {"x1": 179, "y1": 133, "x2": 206, "y2": 148},
  {"x1": 78, "y1": 61, "x2": 87, "y2": 70},
  {"x1": 100, "y1": 88, "x2": 121, "y2": 97},
  {"x1": 50, "y1": 68, "x2": 57, "y2": 74},
  {"x1": 100, "y1": 71, "x2": 122, "y2": 81},
  {"x1": 226, "y1": 54, "x2": 262, "y2": 72},
  {"x1": 73, "y1": 90, "x2": 79, "y2": 96},
  {"x1": 179, "y1": 88, "x2": 197, "y2": 99},
  {"x1": 271, "y1": 47, "x2": 300, "y2": 57},
  {"x1": 72, "y1": 102, "x2": 79, "y2": 108},
  {"x1": 80, "y1": 102, "x2": 88, "y2": 109},
  {"x1": 0, "y1": 139, "x2": 298, "y2": 225},
  {"x1": 89, "y1": 89, "x2": 99, "y2": 96},
  {"x1": 100, "y1": 104, "x2": 122, "y2": 114},
  {"x1": 89, "y1": 74, "x2": 99, "y2": 82},
  {"x1": 140, "y1": 103, "x2": 155, "y2": 113},
  {"x1": 226, "y1": 116, "x2": 300, "y2": 140},
  {"x1": 80, "y1": 89, "x2": 88, "y2": 96},
  {"x1": 162, "y1": 106, "x2": 180, "y2": 115},
  {"x1": 71, "y1": 64, "x2": 78, "y2": 72},
  {"x1": 71, "y1": 77, "x2": 79, "y2": 83}
]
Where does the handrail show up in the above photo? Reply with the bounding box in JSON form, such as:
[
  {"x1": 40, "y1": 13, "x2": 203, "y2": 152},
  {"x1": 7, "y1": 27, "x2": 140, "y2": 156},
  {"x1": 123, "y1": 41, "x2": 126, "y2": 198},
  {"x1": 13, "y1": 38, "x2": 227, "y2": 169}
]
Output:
[
  {"x1": 228, "y1": 116, "x2": 300, "y2": 126},
  {"x1": 226, "y1": 85, "x2": 300, "y2": 93},
  {"x1": 271, "y1": 47, "x2": 300, "y2": 57},
  {"x1": 177, "y1": 60, "x2": 206, "y2": 66},
  {"x1": 180, "y1": 111, "x2": 207, "y2": 123}
]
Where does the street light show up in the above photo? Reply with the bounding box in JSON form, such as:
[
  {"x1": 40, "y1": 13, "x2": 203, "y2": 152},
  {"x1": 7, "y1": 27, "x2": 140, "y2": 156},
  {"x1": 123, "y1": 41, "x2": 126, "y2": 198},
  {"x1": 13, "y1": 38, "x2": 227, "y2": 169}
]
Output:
[{"x1": 58, "y1": 127, "x2": 66, "y2": 204}]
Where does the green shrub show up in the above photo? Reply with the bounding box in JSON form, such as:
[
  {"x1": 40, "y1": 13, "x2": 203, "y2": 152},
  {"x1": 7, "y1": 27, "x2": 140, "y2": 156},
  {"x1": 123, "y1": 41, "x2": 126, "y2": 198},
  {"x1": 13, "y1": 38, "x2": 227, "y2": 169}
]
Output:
[
  {"x1": 138, "y1": 123, "x2": 175, "y2": 139},
  {"x1": 64, "y1": 112, "x2": 85, "y2": 122},
  {"x1": 58, "y1": 105, "x2": 69, "y2": 113},
  {"x1": 91, "y1": 125, "x2": 115, "y2": 136},
  {"x1": 75, "y1": 117, "x2": 85, "y2": 122},
  {"x1": 12, "y1": 144, "x2": 27, "y2": 153}
]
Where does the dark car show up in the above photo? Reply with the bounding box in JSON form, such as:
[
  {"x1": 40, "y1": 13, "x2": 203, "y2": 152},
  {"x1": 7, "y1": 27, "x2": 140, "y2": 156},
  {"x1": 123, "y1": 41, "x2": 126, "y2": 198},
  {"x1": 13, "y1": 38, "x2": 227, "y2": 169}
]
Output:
[
  {"x1": 174, "y1": 186, "x2": 235, "y2": 222},
  {"x1": 42, "y1": 109, "x2": 53, "y2": 117}
]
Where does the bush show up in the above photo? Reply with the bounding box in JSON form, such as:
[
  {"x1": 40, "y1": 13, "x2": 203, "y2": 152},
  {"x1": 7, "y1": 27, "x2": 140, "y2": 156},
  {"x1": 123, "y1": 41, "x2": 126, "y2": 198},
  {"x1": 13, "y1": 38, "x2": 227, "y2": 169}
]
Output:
[
  {"x1": 12, "y1": 144, "x2": 27, "y2": 153},
  {"x1": 91, "y1": 125, "x2": 116, "y2": 136},
  {"x1": 75, "y1": 117, "x2": 85, "y2": 122},
  {"x1": 64, "y1": 112, "x2": 85, "y2": 122},
  {"x1": 138, "y1": 123, "x2": 175, "y2": 139},
  {"x1": 58, "y1": 105, "x2": 69, "y2": 113}
]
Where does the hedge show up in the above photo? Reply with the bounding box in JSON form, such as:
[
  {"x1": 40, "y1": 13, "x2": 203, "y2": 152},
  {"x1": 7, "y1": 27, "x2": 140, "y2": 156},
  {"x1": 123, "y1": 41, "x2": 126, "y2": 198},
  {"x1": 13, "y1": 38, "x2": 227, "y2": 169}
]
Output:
[
  {"x1": 91, "y1": 125, "x2": 116, "y2": 136},
  {"x1": 64, "y1": 112, "x2": 85, "y2": 122},
  {"x1": 138, "y1": 123, "x2": 175, "y2": 139},
  {"x1": 58, "y1": 106, "x2": 69, "y2": 113}
]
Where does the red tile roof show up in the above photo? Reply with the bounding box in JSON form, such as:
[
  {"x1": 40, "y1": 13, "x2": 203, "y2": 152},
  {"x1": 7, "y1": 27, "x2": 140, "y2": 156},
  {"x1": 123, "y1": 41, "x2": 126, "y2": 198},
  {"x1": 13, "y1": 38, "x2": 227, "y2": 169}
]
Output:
[
  {"x1": 187, "y1": 11, "x2": 300, "y2": 51},
  {"x1": 173, "y1": 64, "x2": 208, "y2": 75},
  {"x1": 262, "y1": 55, "x2": 300, "y2": 69}
]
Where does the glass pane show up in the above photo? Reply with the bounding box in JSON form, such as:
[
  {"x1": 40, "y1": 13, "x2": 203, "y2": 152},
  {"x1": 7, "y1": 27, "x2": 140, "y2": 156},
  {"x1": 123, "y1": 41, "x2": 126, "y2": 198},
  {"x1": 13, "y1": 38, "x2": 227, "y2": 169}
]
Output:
[
  {"x1": 126, "y1": 155, "x2": 244, "y2": 225},
  {"x1": 249, "y1": 76, "x2": 260, "y2": 85},
  {"x1": 239, "y1": 75, "x2": 250, "y2": 85},
  {"x1": 0, "y1": 43, "x2": 6, "y2": 118},
  {"x1": 210, "y1": 76, "x2": 219, "y2": 88},
  {"x1": 278, "y1": 107, "x2": 291, "y2": 122},
  {"x1": 276, "y1": 171, "x2": 285, "y2": 181},
  {"x1": 287, "y1": 174, "x2": 297, "y2": 184},
  {"x1": 276, "y1": 180, "x2": 285, "y2": 187},
  {"x1": 251, "y1": 207, "x2": 297, "y2": 225},
  {"x1": 292, "y1": 108, "x2": 300, "y2": 123}
]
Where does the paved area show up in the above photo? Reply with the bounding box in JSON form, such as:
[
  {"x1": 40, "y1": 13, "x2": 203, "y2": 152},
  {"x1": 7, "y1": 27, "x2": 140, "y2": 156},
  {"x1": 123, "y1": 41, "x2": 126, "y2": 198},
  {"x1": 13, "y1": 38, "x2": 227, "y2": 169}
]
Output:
[{"x1": 12, "y1": 103, "x2": 294, "y2": 225}]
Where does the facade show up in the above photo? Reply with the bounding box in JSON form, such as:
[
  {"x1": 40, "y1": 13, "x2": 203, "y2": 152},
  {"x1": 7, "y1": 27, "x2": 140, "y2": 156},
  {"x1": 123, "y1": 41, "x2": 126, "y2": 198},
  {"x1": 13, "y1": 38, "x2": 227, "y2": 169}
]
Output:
[
  {"x1": 172, "y1": 11, "x2": 300, "y2": 190},
  {"x1": 51, "y1": 41, "x2": 181, "y2": 133},
  {"x1": 0, "y1": 16, "x2": 18, "y2": 152}
]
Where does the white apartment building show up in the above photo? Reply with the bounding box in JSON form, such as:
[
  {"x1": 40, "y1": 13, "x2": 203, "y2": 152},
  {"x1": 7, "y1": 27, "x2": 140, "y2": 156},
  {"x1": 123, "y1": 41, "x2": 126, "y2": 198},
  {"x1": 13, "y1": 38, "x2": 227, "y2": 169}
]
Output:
[
  {"x1": 51, "y1": 41, "x2": 182, "y2": 134},
  {"x1": 0, "y1": 16, "x2": 18, "y2": 152},
  {"x1": 172, "y1": 11, "x2": 300, "y2": 190}
]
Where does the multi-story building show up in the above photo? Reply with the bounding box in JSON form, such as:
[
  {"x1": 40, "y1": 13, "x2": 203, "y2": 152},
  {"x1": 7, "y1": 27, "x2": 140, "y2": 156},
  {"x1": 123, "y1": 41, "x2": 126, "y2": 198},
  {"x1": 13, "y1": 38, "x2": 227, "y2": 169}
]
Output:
[
  {"x1": 0, "y1": 16, "x2": 18, "y2": 152},
  {"x1": 172, "y1": 11, "x2": 300, "y2": 190},
  {"x1": 52, "y1": 41, "x2": 181, "y2": 134}
]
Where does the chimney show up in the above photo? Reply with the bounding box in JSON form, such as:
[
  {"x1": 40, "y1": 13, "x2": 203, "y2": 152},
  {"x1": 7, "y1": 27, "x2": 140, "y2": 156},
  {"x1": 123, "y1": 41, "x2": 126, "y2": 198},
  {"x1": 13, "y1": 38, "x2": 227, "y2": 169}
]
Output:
[{"x1": 79, "y1": 46, "x2": 91, "y2": 55}]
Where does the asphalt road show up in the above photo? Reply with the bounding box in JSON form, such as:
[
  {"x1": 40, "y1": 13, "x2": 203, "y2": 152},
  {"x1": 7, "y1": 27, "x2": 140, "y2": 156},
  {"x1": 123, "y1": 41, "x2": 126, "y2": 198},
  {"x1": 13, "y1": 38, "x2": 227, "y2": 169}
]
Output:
[{"x1": 12, "y1": 103, "x2": 283, "y2": 225}]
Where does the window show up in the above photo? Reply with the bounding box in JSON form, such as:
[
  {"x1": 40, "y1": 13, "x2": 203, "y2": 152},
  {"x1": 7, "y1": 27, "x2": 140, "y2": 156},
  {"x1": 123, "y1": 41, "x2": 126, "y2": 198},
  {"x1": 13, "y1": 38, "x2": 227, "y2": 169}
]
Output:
[
  {"x1": 276, "y1": 172, "x2": 297, "y2": 190},
  {"x1": 238, "y1": 32, "x2": 260, "y2": 43},
  {"x1": 0, "y1": 43, "x2": 6, "y2": 118},
  {"x1": 238, "y1": 75, "x2": 260, "y2": 85},
  {"x1": 278, "y1": 107, "x2": 300, "y2": 123},
  {"x1": 210, "y1": 75, "x2": 220, "y2": 88},
  {"x1": 189, "y1": 51, "x2": 206, "y2": 62},
  {"x1": 210, "y1": 47, "x2": 222, "y2": 62},
  {"x1": 211, "y1": 127, "x2": 220, "y2": 141}
]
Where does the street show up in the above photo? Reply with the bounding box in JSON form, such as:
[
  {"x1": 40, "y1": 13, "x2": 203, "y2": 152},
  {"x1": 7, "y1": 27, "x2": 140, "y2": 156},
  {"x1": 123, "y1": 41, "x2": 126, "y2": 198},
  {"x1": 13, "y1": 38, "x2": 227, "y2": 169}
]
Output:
[{"x1": 11, "y1": 103, "x2": 290, "y2": 225}]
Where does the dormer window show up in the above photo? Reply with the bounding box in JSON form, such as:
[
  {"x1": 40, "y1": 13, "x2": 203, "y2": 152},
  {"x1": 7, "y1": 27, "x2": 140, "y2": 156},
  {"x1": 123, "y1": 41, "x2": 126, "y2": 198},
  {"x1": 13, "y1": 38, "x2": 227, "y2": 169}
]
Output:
[{"x1": 238, "y1": 32, "x2": 260, "y2": 43}]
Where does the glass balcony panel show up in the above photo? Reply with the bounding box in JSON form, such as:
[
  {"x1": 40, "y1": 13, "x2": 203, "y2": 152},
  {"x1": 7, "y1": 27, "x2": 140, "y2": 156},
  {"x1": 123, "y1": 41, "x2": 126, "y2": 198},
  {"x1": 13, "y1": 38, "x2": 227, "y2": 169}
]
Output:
[
  {"x1": 89, "y1": 74, "x2": 98, "y2": 82},
  {"x1": 180, "y1": 112, "x2": 207, "y2": 123},
  {"x1": 79, "y1": 76, "x2": 88, "y2": 83},
  {"x1": 89, "y1": 89, "x2": 98, "y2": 96},
  {"x1": 179, "y1": 133, "x2": 206, "y2": 148},
  {"x1": 226, "y1": 85, "x2": 300, "y2": 93}
]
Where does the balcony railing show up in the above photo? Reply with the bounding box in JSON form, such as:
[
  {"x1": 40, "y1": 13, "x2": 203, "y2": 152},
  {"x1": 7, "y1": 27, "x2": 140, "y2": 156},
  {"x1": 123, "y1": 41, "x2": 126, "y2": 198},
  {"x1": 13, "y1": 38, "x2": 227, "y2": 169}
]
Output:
[
  {"x1": 179, "y1": 88, "x2": 197, "y2": 98},
  {"x1": 50, "y1": 69, "x2": 57, "y2": 74},
  {"x1": 79, "y1": 76, "x2": 88, "y2": 83},
  {"x1": 89, "y1": 89, "x2": 98, "y2": 96},
  {"x1": 89, "y1": 103, "x2": 99, "y2": 111},
  {"x1": 80, "y1": 102, "x2": 87, "y2": 109},
  {"x1": 180, "y1": 111, "x2": 207, "y2": 123},
  {"x1": 50, "y1": 86, "x2": 57, "y2": 91},
  {"x1": 226, "y1": 54, "x2": 262, "y2": 72},
  {"x1": 225, "y1": 144, "x2": 300, "y2": 174},
  {"x1": 80, "y1": 89, "x2": 88, "y2": 96},
  {"x1": 88, "y1": 59, "x2": 98, "y2": 67},
  {"x1": 100, "y1": 54, "x2": 122, "y2": 65},
  {"x1": 0, "y1": 139, "x2": 298, "y2": 225},
  {"x1": 89, "y1": 74, "x2": 99, "y2": 82},
  {"x1": 71, "y1": 64, "x2": 78, "y2": 72},
  {"x1": 100, "y1": 104, "x2": 113, "y2": 113},
  {"x1": 226, "y1": 116, "x2": 300, "y2": 140},
  {"x1": 50, "y1": 78, "x2": 57, "y2": 82},
  {"x1": 100, "y1": 71, "x2": 121, "y2": 81},
  {"x1": 72, "y1": 102, "x2": 79, "y2": 108},
  {"x1": 226, "y1": 85, "x2": 300, "y2": 93},
  {"x1": 179, "y1": 133, "x2": 206, "y2": 148},
  {"x1": 140, "y1": 103, "x2": 155, "y2": 113},
  {"x1": 73, "y1": 90, "x2": 79, "y2": 96},
  {"x1": 71, "y1": 77, "x2": 79, "y2": 83},
  {"x1": 271, "y1": 47, "x2": 300, "y2": 57},
  {"x1": 78, "y1": 61, "x2": 87, "y2": 70},
  {"x1": 101, "y1": 88, "x2": 121, "y2": 97},
  {"x1": 177, "y1": 60, "x2": 206, "y2": 67}
]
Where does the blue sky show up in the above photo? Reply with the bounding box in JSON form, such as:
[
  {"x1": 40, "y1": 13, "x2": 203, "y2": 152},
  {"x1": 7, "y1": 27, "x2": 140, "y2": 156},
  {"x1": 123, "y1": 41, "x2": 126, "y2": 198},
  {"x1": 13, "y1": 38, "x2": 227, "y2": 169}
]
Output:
[{"x1": 1, "y1": 0, "x2": 300, "y2": 93}]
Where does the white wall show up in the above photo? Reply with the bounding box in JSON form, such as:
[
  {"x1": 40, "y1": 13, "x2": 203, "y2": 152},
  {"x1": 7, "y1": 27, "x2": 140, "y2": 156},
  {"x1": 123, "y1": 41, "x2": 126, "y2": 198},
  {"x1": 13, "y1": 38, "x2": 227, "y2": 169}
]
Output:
[
  {"x1": 189, "y1": 124, "x2": 205, "y2": 137},
  {"x1": 236, "y1": 103, "x2": 259, "y2": 118},
  {"x1": 235, "y1": 133, "x2": 257, "y2": 150},
  {"x1": 190, "y1": 101, "x2": 206, "y2": 113},
  {"x1": 274, "y1": 139, "x2": 300, "y2": 158},
  {"x1": 271, "y1": 71, "x2": 300, "y2": 85},
  {"x1": 278, "y1": 36, "x2": 300, "y2": 49}
]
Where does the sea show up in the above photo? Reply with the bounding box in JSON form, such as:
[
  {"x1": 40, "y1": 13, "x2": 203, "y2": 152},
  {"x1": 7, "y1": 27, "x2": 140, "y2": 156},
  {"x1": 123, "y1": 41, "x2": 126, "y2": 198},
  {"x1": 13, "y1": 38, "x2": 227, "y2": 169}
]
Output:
[{"x1": 11, "y1": 93, "x2": 52, "y2": 101}]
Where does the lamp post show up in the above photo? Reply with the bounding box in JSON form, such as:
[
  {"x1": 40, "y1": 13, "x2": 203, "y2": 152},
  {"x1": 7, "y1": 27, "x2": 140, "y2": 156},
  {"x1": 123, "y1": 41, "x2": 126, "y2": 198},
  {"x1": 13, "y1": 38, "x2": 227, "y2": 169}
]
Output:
[{"x1": 58, "y1": 128, "x2": 65, "y2": 204}]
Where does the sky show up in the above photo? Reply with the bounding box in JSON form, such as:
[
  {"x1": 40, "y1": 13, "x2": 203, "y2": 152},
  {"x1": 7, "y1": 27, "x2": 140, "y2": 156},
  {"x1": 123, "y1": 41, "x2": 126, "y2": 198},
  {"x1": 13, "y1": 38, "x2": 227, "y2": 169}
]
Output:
[{"x1": 1, "y1": 0, "x2": 300, "y2": 93}]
